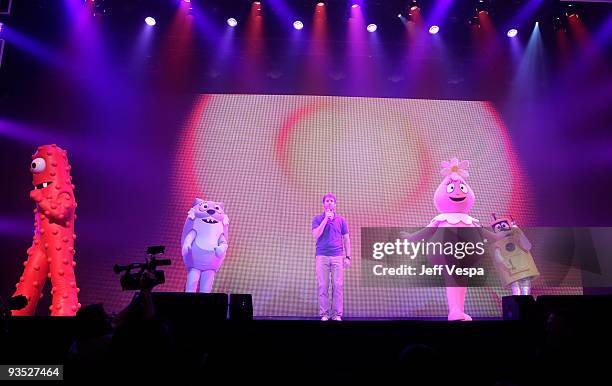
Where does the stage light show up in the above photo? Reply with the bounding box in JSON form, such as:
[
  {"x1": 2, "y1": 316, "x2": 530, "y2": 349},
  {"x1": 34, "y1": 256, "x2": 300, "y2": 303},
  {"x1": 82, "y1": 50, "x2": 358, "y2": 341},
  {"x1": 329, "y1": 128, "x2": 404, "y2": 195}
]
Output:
[
  {"x1": 293, "y1": 20, "x2": 304, "y2": 30},
  {"x1": 0, "y1": 23, "x2": 3, "y2": 34},
  {"x1": 398, "y1": 14, "x2": 402, "y2": 18},
  {"x1": 145, "y1": 17, "x2": 156, "y2": 26},
  {"x1": 227, "y1": 18, "x2": 238, "y2": 27},
  {"x1": 410, "y1": 1, "x2": 419, "y2": 11},
  {"x1": 475, "y1": 0, "x2": 490, "y2": 16},
  {"x1": 317, "y1": 2, "x2": 325, "y2": 6},
  {"x1": 92, "y1": 0, "x2": 108, "y2": 17},
  {"x1": 566, "y1": 3, "x2": 577, "y2": 15},
  {"x1": 553, "y1": 16, "x2": 567, "y2": 32},
  {"x1": 428, "y1": 25, "x2": 439, "y2": 35},
  {"x1": 367, "y1": 23, "x2": 377, "y2": 32},
  {"x1": 352, "y1": 4, "x2": 359, "y2": 9},
  {"x1": 507, "y1": 28, "x2": 518, "y2": 38}
]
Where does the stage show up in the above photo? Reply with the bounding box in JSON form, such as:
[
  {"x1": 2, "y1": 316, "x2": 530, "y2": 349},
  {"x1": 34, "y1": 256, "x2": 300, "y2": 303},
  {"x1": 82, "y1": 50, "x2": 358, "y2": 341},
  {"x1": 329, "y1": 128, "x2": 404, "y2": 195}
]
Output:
[
  {"x1": 2, "y1": 312, "x2": 610, "y2": 383},
  {"x1": 1, "y1": 0, "x2": 612, "y2": 383}
]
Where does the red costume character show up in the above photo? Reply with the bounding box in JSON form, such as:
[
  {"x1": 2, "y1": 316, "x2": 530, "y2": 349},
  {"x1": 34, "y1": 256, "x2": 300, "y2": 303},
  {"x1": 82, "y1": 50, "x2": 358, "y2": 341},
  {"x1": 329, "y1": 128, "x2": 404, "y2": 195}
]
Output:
[{"x1": 12, "y1": 144, "x2": 80, "y2": 316}]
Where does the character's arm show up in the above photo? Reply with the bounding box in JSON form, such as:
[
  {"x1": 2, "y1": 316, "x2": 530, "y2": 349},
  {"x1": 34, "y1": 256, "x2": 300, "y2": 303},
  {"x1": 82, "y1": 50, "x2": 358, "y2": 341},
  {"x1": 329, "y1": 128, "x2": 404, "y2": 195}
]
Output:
[
  {"x1": 215, "y1": 233, "x2": 228, "y2": 258},
  {"x1": 182, "y1": 229, "x2": 196, "y2": 258},
  {"x1": 30, "y1": 190, "x2": 75, "y2": 222},
  {"x1": 494, "y1": 249, "x2": 513, "y2": 271},
  {"x1": 516, "y1": 228, "x2": 532, "y2": 252}
]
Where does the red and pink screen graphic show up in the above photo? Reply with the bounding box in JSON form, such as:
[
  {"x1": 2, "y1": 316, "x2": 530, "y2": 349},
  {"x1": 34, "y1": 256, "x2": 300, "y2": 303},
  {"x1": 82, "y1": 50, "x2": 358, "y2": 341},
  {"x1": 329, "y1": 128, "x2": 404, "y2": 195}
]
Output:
[{"x1": 157, "y1": 94, "x2": 579, "y2": 318}]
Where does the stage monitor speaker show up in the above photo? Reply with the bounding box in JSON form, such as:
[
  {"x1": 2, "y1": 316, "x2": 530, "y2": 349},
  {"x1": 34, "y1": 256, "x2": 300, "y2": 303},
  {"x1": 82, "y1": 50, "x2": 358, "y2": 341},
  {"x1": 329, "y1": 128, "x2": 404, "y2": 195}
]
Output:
[
  {"x1": 536, "y1": 295, "x2": 612, "y2": 321},
  {"x1": 151, "y1": 292, "x2": 229, "y2": 324},
  {"x1": 228, "y1": 294, "x2": 253, "y2": 321},
  {"x1": 502, "y1": 295, "x2": 537, "y2": 321}
]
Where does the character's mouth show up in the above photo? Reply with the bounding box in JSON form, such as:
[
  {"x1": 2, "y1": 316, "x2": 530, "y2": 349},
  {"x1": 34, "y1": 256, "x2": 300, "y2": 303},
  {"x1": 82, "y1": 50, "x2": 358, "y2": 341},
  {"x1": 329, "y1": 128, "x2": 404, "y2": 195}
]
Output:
[
  {"x1": 34, "y1": 181, "x2": 53, "y2": 190},
  {"x1": 202, "y1": 218, "x2": 219, "y2": 224},
  {"x1": 449, "y1": 196, "x2": 465, "y2": 202}
]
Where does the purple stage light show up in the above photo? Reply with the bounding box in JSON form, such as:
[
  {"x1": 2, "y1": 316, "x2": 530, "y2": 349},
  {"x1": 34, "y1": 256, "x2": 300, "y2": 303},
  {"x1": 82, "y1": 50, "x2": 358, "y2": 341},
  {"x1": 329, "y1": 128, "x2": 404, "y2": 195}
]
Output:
[
  {"x1": 507, "y1": 28, "x2": 518, "y2": 38},
  {"x1": 293, "y1": 20, "x2": 304, "y2": 30},
  {"x1": 227, "y1": 18, "x2": 238, "y2": 27},
  {"x1": 145, "y1": 17, "x2": 156, "y2": 26},
  {"x1": 367, "y1": 23, "x2": 377, "y2": 33},
  {"x1": 352, "y1": 4, "x2": 359, "y2": 9},
  {"x1": 429, "y1": 25, "x2": 440, "y2": 34}
]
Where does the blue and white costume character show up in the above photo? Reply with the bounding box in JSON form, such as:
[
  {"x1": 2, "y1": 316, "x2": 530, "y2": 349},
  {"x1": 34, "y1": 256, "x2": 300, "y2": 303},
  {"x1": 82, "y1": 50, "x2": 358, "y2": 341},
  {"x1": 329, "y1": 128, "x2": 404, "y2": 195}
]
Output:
[{"x1": 181, "y1": 198, "x2": 229, "y2": 293}]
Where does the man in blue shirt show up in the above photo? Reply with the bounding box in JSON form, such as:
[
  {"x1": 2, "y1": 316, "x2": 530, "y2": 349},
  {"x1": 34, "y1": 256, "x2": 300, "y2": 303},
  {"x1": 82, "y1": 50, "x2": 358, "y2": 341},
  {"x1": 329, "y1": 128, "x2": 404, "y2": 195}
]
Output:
[{"x1": 312, "y1": 193, "x2": 351, "y2": 321}]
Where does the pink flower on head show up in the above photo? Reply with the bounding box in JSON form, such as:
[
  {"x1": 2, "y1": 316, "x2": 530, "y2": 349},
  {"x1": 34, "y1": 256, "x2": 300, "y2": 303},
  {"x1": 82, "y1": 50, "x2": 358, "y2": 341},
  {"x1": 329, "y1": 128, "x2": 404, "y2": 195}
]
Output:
[{"x1": 440, "y1": 158, "x2": 469, "y2": 180}]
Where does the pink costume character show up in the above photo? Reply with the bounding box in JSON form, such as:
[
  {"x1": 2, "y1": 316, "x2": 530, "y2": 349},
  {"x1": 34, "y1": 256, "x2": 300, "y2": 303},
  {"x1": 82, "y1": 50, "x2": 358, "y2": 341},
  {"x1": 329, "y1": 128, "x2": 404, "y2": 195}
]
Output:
[{"x1": 428, "y1": 158, "x2": 480, "y2": 321}]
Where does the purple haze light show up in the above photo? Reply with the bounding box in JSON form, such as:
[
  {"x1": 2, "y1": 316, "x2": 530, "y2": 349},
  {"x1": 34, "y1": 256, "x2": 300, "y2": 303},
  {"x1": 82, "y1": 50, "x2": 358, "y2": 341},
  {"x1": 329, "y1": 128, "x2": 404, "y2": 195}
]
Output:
[
  {"x1": 429, "y1": 25, "x2": 440, "y2": 34},
  {"x1": 507, "y1": 28, "x2": 518, "y2": 38},
  {"x1": 145, "y1": 17, "x2": 156, "y2": 26}
]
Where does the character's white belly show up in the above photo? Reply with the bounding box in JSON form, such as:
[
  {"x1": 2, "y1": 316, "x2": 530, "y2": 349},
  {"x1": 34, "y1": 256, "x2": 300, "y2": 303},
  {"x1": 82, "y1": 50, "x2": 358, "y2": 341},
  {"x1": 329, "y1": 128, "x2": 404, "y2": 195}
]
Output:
[
  {"x1": 187, "y1": 221, "x2": 225, "y2": 271},
  {"x1": 193, "y1": 221, "x2": 223, "y2": 250}
]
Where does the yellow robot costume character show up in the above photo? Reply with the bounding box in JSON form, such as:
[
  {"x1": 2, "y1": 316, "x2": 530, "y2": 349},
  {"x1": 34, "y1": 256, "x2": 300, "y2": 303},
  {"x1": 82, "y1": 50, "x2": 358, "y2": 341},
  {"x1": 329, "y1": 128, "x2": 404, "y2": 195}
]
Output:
[{"x1": 489, "y1": 214, "x2": 539, "y2": 296}]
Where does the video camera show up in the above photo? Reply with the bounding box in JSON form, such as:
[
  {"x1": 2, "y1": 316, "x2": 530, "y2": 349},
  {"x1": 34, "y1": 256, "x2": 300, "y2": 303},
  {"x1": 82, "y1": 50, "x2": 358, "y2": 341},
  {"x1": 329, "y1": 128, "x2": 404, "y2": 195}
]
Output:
[{"x1": 114, "y1": 246, "x2": 171, "y2": 291}]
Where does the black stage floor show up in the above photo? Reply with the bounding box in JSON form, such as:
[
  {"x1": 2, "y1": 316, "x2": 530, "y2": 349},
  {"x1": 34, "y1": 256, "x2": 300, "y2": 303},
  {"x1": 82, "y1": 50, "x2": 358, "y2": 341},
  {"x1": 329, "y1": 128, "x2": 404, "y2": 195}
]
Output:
[{"x1": 2, "y1": 316, "x2": 610, "y2": 384}]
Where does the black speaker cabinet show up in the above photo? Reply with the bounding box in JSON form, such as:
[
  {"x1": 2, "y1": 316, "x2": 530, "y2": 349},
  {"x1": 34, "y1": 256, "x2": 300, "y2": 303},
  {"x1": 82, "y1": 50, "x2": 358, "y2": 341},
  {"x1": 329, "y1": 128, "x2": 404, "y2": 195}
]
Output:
[
  {"x1": 229, "y1": 293, "x2": 253, "y2": 321},
  {"x1": 151, "y1": 292, "x2": 229, "y2": 324},
  {"x1": 502, "y1": 295, "x2": 537, "y2": 321}
]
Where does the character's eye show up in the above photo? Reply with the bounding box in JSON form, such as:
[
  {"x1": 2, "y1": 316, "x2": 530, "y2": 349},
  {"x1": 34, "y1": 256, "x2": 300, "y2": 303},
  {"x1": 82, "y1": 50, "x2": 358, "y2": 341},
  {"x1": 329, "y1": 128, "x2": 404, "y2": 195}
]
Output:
[
  {"x1": 203, "y1": 204, "x2": 208, "y2": 209},
  {"x1": 459, "y1": 184, "x2": 467, "y2": 193},
  {"x1": 494, "y1": 224, "x2": 501, "y2": 232},
  {"x1": 446, "y1": 184, "x2": 454, "y2": 193},
  {"x1": 215, "y1": 206, "x2": 220, "y2": 211},
  {"x1": 501, "y1": 223, "x2": 509, "y2": 229},
  {"x1": 31, "y1": 158, "x2": 46, "y2": 173}
]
